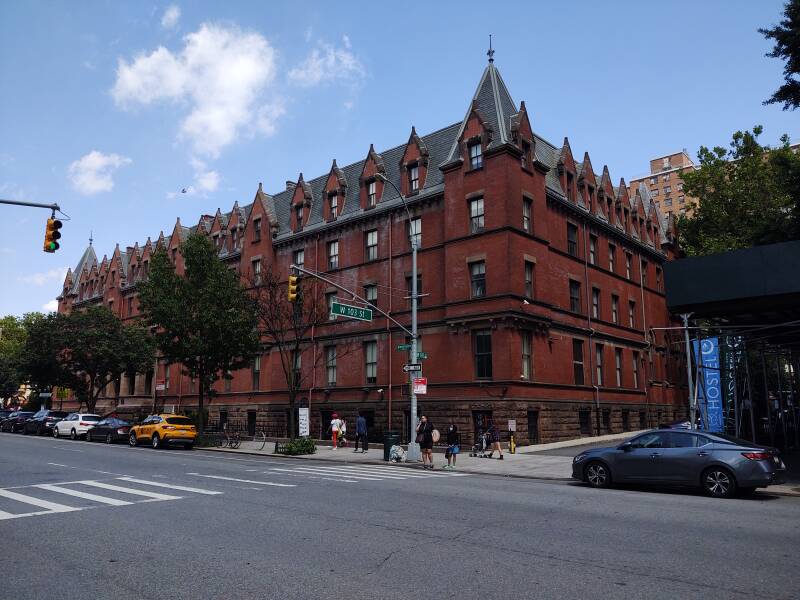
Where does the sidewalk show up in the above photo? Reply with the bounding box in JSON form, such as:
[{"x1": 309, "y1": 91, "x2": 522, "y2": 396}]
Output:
[{"x1": 201, "y1": 439, "x2": 800, "y2": 497}]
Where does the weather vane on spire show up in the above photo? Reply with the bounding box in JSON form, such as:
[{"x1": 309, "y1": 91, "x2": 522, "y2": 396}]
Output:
[
  {"x1": 487, "y1": 34, "x2": 495, "y2": 63},
  {"x1": 89, "y1": 230, "x2": 93, "y2": 246}
]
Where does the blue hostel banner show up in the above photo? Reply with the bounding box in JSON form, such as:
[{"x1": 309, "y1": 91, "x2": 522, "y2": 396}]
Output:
[{"x1": 693, "y1": 337, "x2": 723, "y2": 432}]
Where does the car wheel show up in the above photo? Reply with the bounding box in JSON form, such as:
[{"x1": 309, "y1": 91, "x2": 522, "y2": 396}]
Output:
[
  {"x1": 702, "y1": 467, "x2": 737, "y2": 498},
  {"x1": 70, "y1": 429, "x2": 77, "y2": 441},
  {"x1": 106, "y1": 433, "x2": 113, "y2": 444},
  {"x1": 53, "y1": 427, "x2": 59, "y2": 439},
  {"x1": 22, "y1": 426, "x2": 29, "y2": 435},
  {"x1": 151, "y1": 434, "x2": 161, "y2": 449},
  {"x1": 585, "y1": 461, "x2": 612, "y2": 488},
  {"x1": 129, "y1": 432, "x2": 138, "y2": 447},
  {"x1": 37, "y1": 426, "x2": 44, "y2": 436},
  {"x1": 86, "y1": 431, "x2": 92, "y2": 442}
]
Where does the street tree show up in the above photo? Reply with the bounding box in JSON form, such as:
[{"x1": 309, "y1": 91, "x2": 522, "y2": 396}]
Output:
[
  {"x1": 17, "y1": 308, "x2": 155, "y2": 412},
  {"x1": 0, "y1": 315, "x2": 28, "y2": 402},
  {"x1": 761, "y1": 0, "x2": 800, "y2": 110},
  {"x1": 677, "y1": 126, "x2": 800, "y2": 256},
  {"x1": 250, "y1": 263, "x2": 354, "y2": 439},
  {"x1": 138, "y1": 233, "x2": 259, "y2": 432}
]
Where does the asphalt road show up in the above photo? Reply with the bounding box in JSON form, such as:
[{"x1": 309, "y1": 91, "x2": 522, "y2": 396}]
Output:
[{"x1": 0, "y1": 433, "x2": 798, "y2": 600}]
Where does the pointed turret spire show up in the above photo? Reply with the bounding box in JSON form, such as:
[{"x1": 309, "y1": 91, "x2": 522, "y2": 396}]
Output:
[{"x1": 487, "y1": 34, "x2": 495, "y2": 63}]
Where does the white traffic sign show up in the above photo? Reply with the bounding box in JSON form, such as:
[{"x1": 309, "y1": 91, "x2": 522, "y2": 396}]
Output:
[
  {"x1": 413, "y1": 377, "x2": 427, "y2": 394},
  {"x1": 403, "y1": 363, "x2": 422, "y2": 373},
  {"x1": 298, "y1": 407, "x2": 310, "y2": 437}
]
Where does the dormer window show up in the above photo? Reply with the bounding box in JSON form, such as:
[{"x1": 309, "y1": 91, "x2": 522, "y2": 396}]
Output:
[
  {"x1": 328, "y1": 192, "x2": 338, "y2": 220},
  {"x1": 230, "y1": 227, "x2": 238, "y2": 250},
  {"x1": 367, "y1": 180, "x2": 376, "y2": 208},
  {"x1": 469, "y1": 142, "x2": 483, "y2": 170},
  {"x1": 521, "y1": 141, "x2": 531, "y2": 169},
  {"x1": 253, "y1": 218, "x2": 261, "y2": 242},
  {"x1": 295, "y1": 205, "x2": 304, "y2": 231},
  {"x1": 171, "y1": 248, "x2": 177, "y2": 262},
  {"x1": 212, "y1": 233, "x2": 219, "y2": 248},
  {"x1": 409, "y1": 164, "x2": 419, "y2": 192},
  {"x1": 566, "y1": 173, "x2": 575, "y2": 202}
]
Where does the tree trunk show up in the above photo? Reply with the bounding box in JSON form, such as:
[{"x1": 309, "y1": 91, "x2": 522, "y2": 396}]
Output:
[
  {"x1": 197, "y1": 373, "x2": 206, "y2": 434},
  {"x1": 288, "y1": 393, "x2": 296, "y2": 440}
]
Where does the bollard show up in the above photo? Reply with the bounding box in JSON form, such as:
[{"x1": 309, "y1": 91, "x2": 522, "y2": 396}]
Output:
[{"x1": 509, "y1": 432, "x2": 516, "y2": 454}]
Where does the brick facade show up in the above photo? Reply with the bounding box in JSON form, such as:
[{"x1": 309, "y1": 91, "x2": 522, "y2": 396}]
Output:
[{"x1": 57, "y1": 61, "x2": 687, "y2": 445}]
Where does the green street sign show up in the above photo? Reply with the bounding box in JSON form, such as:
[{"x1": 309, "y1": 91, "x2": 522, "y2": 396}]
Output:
[
  {"x1": 417, "y1": 352, "x2": 428, "y2": 360},
  {"x1": 396, "y1": 344, "x2": 412, "y2": 351},
  {"x1": 330, "y1": 301, "x2": 373, "y2": 322}
]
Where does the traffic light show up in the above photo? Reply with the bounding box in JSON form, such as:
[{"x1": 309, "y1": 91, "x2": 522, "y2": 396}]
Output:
[
  {"x1": 287, "y1": 274, "x2": 299, "y2": 302},
  {"x1": 43, "y1": 217, "x2": 62, "y2": 253}
]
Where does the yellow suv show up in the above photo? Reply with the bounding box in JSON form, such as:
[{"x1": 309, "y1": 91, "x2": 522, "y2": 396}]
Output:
[{"x1": 129, "y1": 414, "x2": 197, "y2": 450}]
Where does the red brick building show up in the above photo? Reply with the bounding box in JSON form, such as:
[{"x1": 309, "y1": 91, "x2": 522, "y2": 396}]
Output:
[{"x1": 57, "y1": 59, "x2": 686, "y2": 445}]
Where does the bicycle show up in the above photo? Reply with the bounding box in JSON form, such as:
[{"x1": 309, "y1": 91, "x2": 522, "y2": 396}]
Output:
[
  {"x1": 255, "y1": 430, "x2": 268, "y2": 451},
  {"x1": 213, "y1": 429, "x2": 241, "y2": 449}
]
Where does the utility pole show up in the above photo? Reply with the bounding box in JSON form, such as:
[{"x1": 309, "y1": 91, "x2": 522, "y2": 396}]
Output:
[
  {"x1": 682, "y1": 313, "x2": 696, "y2": 429},
  {"x1": 376, "y1": 174, "x2": 421, "y2": 462}
]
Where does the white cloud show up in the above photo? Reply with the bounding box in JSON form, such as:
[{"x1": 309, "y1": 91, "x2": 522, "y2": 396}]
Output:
[
  {"x1": 161, "y1": 5, "x2": 181, "y2": 29},
  {"x1": 68, "y1": 151, "x2": 132, "y2": 195},
  {"x1": 288, "y1": 40, "x2": 364, "y2": 88},
  {"x1": 18, "y1": 268, "x2": 68, "y2": 287},
  {"x1": 112, "y1": 23, "x2": 280, "y2": 158},
  {"x1": 67, "y1": 151, "x2": 131, "y2": 195},
  {"x1": 42, "y1": 299, "x2": 59, "y2": 313}
]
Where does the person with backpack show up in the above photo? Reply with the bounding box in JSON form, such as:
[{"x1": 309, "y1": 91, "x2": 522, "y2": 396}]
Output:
[
  {"x1": 416, "y1": 415, "x2": 435, "y2": 469},
  {"x1": 354, "y1": 412, "x2": 368, "y2": 453},
  {"x1": 329, "y1": 413, "x2": 343, "y2": 449},
  {"x1": 444, "y1": 424, "x2": 460, "y2": 470}
]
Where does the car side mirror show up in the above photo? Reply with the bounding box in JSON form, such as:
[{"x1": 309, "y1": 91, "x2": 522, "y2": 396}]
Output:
[{"x1": 619, "y1": 441, "x2": 633, "y2": 452}]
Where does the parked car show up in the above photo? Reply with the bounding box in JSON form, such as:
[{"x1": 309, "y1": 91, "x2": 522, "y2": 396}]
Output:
[
  {"x1": 52, "y1": 413, "x2": 101, "y2": 440},
  {"x1": 0, "y1": 409, "x2": 14, "y2": 423},
  {"x1": 129, "y1": 414, "x2": 197, "y2": 449},
  {"x1": 1, "y1": 411, "x2": 35, "y2": 433},
  {"x1": 85, "y1": 417, "x2": 132, "y2": 444},
  {"x1": 572, "y1": 429, "x2": 786, "y2": 498},
  {"x1": 23, "y1": 410, "x2": 69, "y2": 435}
]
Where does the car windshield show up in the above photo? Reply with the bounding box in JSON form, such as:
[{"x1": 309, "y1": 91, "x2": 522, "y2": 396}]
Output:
[
  {"x1": 82, "y1": 415, "x2": 101, "y2": 422},
  {"x1": 166, "y1": 417, "x2": 194, "y2": 426},
  {"x1": 19, "y1": 412, "x2": 34, "y2": 417},
  {"x1": 50, "y1": 411, "x2": 68, "y2": 418},
  {"x1": 116, "y1": 420, "x2": 131, "y2": 426}
]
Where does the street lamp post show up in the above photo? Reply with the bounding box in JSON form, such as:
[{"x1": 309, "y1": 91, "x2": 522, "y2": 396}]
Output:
[{"x1": 376, "y1": 173, "x2": 421, "y2": 462}]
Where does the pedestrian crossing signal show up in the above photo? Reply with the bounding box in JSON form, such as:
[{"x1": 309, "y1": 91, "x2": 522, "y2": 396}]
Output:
[
  {"x1": 287, "y1": 274, "x2": 298, "y2": 302},
  {"x1": 43, "y1": 218, "x2": 62, "y2": 253}
]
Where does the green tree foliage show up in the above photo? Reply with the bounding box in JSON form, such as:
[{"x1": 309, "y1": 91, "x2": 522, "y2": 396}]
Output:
[
  {"x1": 17, "y1": 307, "x2": 155, "y2": 413},
  {"x1": 761, "y1": 0, "x2": 800, "y2": 110},
  {"x1": 138, "y1": 234, "x2": 259, "y2": 432},
  {"x1": 0, "y1": 315, "x2": 29, "y2": 401},
  {"x1": 677, "y1": 127, "x2": 800, "y2": 256}
]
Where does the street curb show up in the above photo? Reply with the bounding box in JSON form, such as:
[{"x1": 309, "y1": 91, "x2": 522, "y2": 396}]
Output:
[{"x1": 196, "y1": 447, "x2": 800, "y2": 496}]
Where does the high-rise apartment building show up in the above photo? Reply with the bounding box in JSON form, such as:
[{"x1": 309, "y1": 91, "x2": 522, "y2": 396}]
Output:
[{"x1": 628, "y1": 151, "x2": 697, "y2": 218}]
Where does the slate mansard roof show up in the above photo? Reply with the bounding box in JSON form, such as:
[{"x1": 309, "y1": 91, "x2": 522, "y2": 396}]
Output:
[{"x1": 62, "y1": 61, "x2": 669, "y2": 297}]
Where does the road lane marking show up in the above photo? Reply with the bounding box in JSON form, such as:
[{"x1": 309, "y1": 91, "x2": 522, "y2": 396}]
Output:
[
  {"x1": 272, "y1": 467, "x2": 386, "y2": 481},
  {"x1": 47, "y1": 462, "x2": 73, "y2": 468},
  {"x1": 117, "y1": 477, "x2": 223, "y2": 495},
  {"x1": 77, "y1": 481, "x2": 182, "y2": 500},
  {"x1": 0, "y1": 488, "x2": 81, "y2": 514},
  {"x1": 301, "y1": 465, "x2": 429, "y2": 479},
  {"x1": 34, "y1": 484, "x2": 133, "y2": 506},
  {"x1": 186, "y1": 473, "x2": 295, "y2": 488}
]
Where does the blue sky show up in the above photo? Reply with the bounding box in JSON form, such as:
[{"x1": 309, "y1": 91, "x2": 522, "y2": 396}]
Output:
[{"x1": 0, "y1": 0, "x2": 795, "y2": 316}]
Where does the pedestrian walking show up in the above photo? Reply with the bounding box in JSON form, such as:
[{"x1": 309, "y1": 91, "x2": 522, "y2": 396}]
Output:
[
  {"x1": 444, "y1": 424, "x2": 460, "y2": 469},
  {"x1": 354, "y1": 412, "x2": 368, "y2": 453},
  {"x1": 487, "y1": 420, "x2": 503, "y2": 459},
  {"x1": 416, "y1": 415, "x2": 435, "y2": 469},
  {"x1": 328, "y1": 413, "x2": 343, "y2": 449},
  {"x1": 339, "y1": 418, "x2": 348, "y2": 448}
]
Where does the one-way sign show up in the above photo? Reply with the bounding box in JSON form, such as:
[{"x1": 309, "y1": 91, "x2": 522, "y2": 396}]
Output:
[{"x1": 403, "y1": 363, "x2": 422, "y2": 372}]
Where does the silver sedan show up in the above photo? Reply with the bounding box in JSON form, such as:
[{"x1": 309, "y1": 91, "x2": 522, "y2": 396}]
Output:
[{"x1": 572, "y1": 429, "x2": 786, "y2": 498}]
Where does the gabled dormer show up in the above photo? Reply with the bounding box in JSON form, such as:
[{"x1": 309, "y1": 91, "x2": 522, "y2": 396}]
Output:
[
  {"x1": 558, "y1": 137, "x2": 577, "y2": 203},
  {"x1": 458, "y1": 100, "x2": 493, "y2": 171},
  {"x1": 290, "y1": 173, "x2": 313, "y2": 231},
  {"x1": 597, "y1": 166, "x2": 615, "y2": 220},
  {"x1": 225, "y1": 202, "x2": 246, "y2": 253},
  {"x1": 140, "y1": 238, "x2": 153, "y2": 279},
  {"x1": 359, "y1": 146, "x2": 385, "y2": 210},
  {"x1": 399, "y1": 126, "x2": 429, "y2": 196},
  {"x1": 127, "y1": 242, "x2": 141, "y2": 283},
  {"x1": 168, "y1": 217, "x2": 188, "y2": 264},
  {"x1": 246, "y1": 182, "x2": 278, "y2": 244},
  {"x1": 208, "y1": 209, "x2": 227, "y2": 251},
  {"x1": 510, "y1": 101, "x2": 537, "y2": 171},
  {"x1": 578, "y1": 152, "x2": 597, "y2": 212},
  {"x1": 78, "y1": 266, "x2": 90, "y2": 301},
  {"x1": 109, "y1": 244, "x2": 124, "y2": 288},
  {"x1": 617, "y1": 179, "x2": 631, "y2": 233},
  {"x1": 323, "y1": 160, "x2": 347, "y2": 221}
]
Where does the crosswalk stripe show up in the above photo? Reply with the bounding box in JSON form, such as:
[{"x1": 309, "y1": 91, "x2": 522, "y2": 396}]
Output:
[
  {"x1": 186, "y1": 473, "x2": 296, "y2": 488},
  {"x1": 0, "y1": 488, "x2": 80, "y2": 514},
  {"x1": 290, "y1": 466, "x2": 411, "y2": 480},
  {"x1": 354, "y1": 464, "x2": 469, "y2": 477},
  {"x1": 34, "y1": 484, "x2": 133, "y2": 506},
  {"x1": 77, "y1": 481, "x2": 182, "y2": 500},
  {"x1": 313, "y1": 465, "x2": 444, "y2": 478},
  {"x1": 117, "y1": 477, "x2": 223, "y2": 495},
  {"x1": 271, "y1": 467, "x2": 385, "y2": 481}
]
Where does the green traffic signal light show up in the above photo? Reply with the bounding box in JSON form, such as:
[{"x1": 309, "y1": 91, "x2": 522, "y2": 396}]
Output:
[{"x1": 43, "y1": 218, "x2": 62, "y2": 253}]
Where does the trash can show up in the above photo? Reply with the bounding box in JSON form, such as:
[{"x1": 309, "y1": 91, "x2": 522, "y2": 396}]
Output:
[{"x1": 383, "y1": 430, "x2": 401, "y2": 461}]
